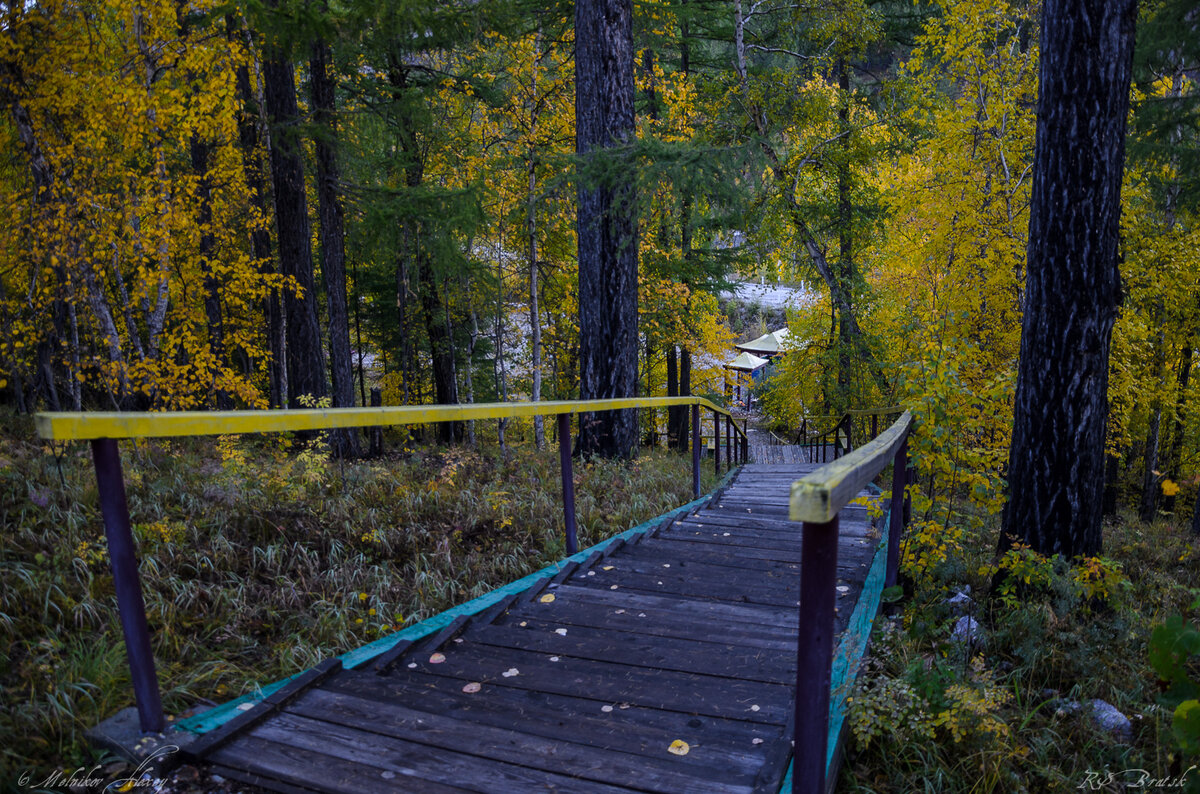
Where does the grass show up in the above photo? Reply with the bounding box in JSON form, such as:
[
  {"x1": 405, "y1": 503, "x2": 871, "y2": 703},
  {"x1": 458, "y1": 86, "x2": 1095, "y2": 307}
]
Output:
[
  {"x1": 0, "y1": 412, "x2": 719, "y2": 785},
  {"x1": 840, "y1": 501, "x2": 1200, "y2": 792}
]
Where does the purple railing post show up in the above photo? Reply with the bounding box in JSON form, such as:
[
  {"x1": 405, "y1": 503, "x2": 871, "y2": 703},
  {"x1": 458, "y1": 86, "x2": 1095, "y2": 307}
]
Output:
[
  {"x1": 691, "y1": 404, "x2": 701, "y2": 498},
  {"x1": 720, "y1": 412, "x2": 729, "y2": 470},
  {"x1": 558, "y1": 413, "x2": 578, "y2": 555},
  {"x1": 713, "y1": 410, "x2": 720, "y2": 475},
  {"x1": 871, "y1": 413, "x2": 878, "y2": 440},
  {"x1": 886, "y1": 436, "x2": 909, "y2": 588},
  {"x1": 91, "y1": 438, "x2": 165, "y2": 734},
  {"x1": 742, "y1": 420, "x2": 748, "y2": 463},
  {"x1": 794, "y1": 515, "x2": 840, "y2": 794}
]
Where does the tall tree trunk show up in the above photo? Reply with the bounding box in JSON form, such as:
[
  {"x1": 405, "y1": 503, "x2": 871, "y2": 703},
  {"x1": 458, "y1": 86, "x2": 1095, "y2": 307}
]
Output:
[
  {"x1": 999, "y1": 0, "x2": 1136, "y2": 559},
  {"x1": 190, "y1": 137, "x2": 232, "y2": 409},
  {"x1": 576, "y1": 0, "x2": 639, "y2": 458},
  {"x1": 527, "y1": 30, "x2": 546, "y2": 450},
  {"x1": 1163, "y1": 345, "x2": 1192, "y2": 513},
  {"x1": 1139, "y1": 316, "x2": 1167, "y2": 522},
  {"x1": 494, "y1": 243, "x2": 509, "y2": 453},
  {"x1": 677, "y1": 349, "x2": 691, "y2": 453},
  {"x1": 835, "y1": 56, "x2": 854, "y2": 409},
  {"x1": 230, "y1": 19, "x2": 284, "y2": 407},
  {"x1": 310, "y1": 33, "x2": 360, "y2": 457},
  {"x1": 420, "y1": 261, "x2": 462, "y2": 443},
  {"x1": 667, "y1": 346, "x2": 679, "y2": 449},
  {"x1": 262, "y1": 51, "x2": 327, "y2": 408}
]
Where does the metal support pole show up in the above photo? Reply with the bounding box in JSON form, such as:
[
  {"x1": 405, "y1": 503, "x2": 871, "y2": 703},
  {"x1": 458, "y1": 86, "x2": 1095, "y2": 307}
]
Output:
[
  {"x1": 886, "y1": 437, "x2": 909, "y2": 589},
  {"x1": 692, "y1": 405, "x2": 701, "y2": 498},
  {"x1": 871, "y1": 413, "x2": 878, "y2": 440},
  {"x1": 558, "y1": 413, "x2": 578, "y2": 555},
  {"x1": 91, "y1": 438, "x2": 165, "y2": 734},
  {"x1": 720, "y1": 419, "x2": 729, "y2": 470},
  {"x1": 713, "y1": 410, "x2": 720, "y2": 475},
  {"x1": 742, "y1": 420, "x2": 748, "y2": 463},
  {"x1": 794, "y1": 515, "x2": 839, "y2": 794}
]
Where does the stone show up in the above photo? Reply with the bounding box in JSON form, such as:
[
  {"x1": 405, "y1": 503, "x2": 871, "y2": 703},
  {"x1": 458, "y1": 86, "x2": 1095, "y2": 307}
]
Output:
[
  {"x1": 1089, "y1": 699, "x2": 1133, "y2": 743},
  {"x1": 951, "y1": 615, "x2": 983, "y2": 645}
]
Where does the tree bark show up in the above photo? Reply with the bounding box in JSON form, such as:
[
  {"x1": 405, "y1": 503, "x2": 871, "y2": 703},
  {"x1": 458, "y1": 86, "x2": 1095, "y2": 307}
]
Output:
[
  {"x1": 310, "y1": 33, "x2": 360, "y2": 457},
  {"x1": 1163, "y1": 345, "x2": 1192, "y2": 513},
  {"x1": 999, "y1": 0, "x2": 1137, "y2": 559},
  {"x1": 262, "y1": 48, "x2": 327, "y2": 409},
  {"x1": 576, "y1": 0, "x2": 639, "y2": 458}
]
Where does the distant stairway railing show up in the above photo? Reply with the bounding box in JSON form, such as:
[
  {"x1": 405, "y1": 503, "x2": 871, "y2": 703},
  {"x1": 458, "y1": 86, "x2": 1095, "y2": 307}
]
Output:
[{"x1": 34, "y1": 396, "x2": 749, "y2": 736}]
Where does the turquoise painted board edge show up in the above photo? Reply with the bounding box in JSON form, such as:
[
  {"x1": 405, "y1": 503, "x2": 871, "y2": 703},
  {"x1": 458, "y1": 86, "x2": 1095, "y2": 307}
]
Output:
[
  {"x1": 174, "y1": 466, "x2": 741, "y2": 736},
  {"x1": 778, "y1": 498, "x2": 891, "y2": 793}
]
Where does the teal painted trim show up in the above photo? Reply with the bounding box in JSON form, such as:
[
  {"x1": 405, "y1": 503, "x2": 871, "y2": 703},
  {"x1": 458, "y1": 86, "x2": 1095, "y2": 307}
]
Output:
[
  {"x1": 777, "y1": 501, "x2": 892, "y2": 794},
  {"x1": 175, "y1": 467, "x2": 741, "y2": 736}
]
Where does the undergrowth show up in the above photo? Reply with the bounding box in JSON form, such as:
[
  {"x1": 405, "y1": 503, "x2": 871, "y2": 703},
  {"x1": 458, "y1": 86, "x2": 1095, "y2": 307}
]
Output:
[
  {"x1": 0, "y1": 412, "x2": 717, "y2": 784},
  {"x1": 842, "y1": 501, "x2": 1200, "y2": 792}
]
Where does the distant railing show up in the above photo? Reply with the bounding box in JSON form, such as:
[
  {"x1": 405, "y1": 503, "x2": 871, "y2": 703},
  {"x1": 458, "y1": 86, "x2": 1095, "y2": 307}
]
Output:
[
  {"x1": 795, "y1": 406, "x2": 904, "y2": 463},
  {"x1": 789, "y1": 409, "x2": 913, "y2": 794},
  {"x1": 35, "y1": 396, "x2": 750, "y2": 735}
]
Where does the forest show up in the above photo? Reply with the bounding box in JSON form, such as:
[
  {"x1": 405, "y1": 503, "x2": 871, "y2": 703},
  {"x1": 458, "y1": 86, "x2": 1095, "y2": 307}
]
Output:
[{"x1": 2, "y1": 0, "x2": 1200, "y2": 790}]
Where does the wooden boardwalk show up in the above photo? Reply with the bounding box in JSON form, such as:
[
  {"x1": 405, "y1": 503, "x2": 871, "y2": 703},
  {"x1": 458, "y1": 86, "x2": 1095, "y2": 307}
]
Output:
[{"x1": 185, "y1": 463, "x2": 884, "y2": 793}]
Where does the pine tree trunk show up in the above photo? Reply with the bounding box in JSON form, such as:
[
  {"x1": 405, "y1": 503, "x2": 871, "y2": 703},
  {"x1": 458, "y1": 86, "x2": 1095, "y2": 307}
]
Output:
[
  {"x1": 229, "y1": 19, "x2": 284, "y2": 407},
  {"x1": 1164, "y1": 345, "x2": 1192, "y2": 513},
  {"x1": 310, "y1": 34, "x2": 360, "y2": 457},
  {"x1": 262, "y1": 51, "x2": 326, "y2": 408},
  {"x1": 1000, "y1": 0, "x2": 1136, "y2": 559},
  {"x1": 576, "y1": 0, "x2": 639, "y2": 459},
  {"x1": 667, "y1": 347, "x2": 679, "y2": 449},
  {"x1": 1140, "y1": 318, "x2": 1167, "y2": 521},
  {"x1": 190, "y1": 137, "x2": 232, "y2": 409}
]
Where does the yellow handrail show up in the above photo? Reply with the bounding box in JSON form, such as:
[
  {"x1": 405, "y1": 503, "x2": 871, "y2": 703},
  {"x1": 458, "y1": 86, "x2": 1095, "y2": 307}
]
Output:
[
  {"x1": 790, "y1": 410, "x2": 913, "y2": 523},
  {"x1": 34, "y1": 396, "x2": 749, "y2": 443}
]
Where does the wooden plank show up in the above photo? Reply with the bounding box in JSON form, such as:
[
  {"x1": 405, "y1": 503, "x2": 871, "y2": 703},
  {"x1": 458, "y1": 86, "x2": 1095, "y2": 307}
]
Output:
[
  {"x1": 207, "y1": 735, "x2": 475, "y2": 794},
  {"x1": 545, "y1": 583, "x2": 797, "y2": 629},
  {"x1": 328, "y1": 668, "x2": 782, "y2": 765},
  {"x1": 388, "y1": 642, "x2": 793, "y2": 725},
  {"x1": 500, "y1": 600, "x2": 798, "y2": 651},
  {"x1": 285, "y1": 688, "x2": 756, "y2": 794},
  {"x1": 184, "y1": 658, "x2": 342, "y2": 762},
  {"x1": 228, "y1": 712, "x2": 641, "y2": 794},
  {"x1": 572, "y1": 565, "x2": 800, "y2": 609},
  {"x1": 791, "y1": 411, "x2": 912, "y2": 522},
  {"x1": 464, "y1": 621, "x2": 795, "y2": 683}
]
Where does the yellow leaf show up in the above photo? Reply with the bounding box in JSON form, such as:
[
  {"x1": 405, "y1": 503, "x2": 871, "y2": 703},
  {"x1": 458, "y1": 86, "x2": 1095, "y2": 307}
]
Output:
[
  {"x1": 1162, "y1": 479, "x2": 1180, "y2": 497},
  {"x1": 539, "y1": 594, "x2": 555, "y2": 604},
  {"x1": 668, "y1": 739, "x2": 690, "y2": 756}
]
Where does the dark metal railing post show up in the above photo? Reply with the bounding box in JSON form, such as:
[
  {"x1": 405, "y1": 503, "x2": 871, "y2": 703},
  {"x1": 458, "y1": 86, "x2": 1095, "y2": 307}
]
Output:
[
  {"x1": 692, "y1": 405, "x2": 701, "y2": 498},
  {"x1": 871, "y1": 413, "x2": 878, "y2": 440},
  {"x1": 713, "y1": 410, "x2": 720, "y2": 475},
  {"x1": 558, "y1": 413, "x2": 578, "y2": 555},
  {"x1": 794, "y1": 515, "x2": 840, "y2": 794},
  {"x1": 742, "y1": 420, "x2": 748, "y2": 463},
  {"x1": 886, "y1": 436, "x2": 909, "y2": 588},
  {"x1": 725, "y1": 415, "x2": 732, "y2": 468},
  {"x1": 91, "y1": 438, "x2": 165, "y2": 734}
]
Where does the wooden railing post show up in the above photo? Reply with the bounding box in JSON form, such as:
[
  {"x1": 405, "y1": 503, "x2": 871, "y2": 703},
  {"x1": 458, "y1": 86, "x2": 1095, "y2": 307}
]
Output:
[
  {"x1": 91, "y1": 438, "x2": 165, "y2": 733},
  {"x1": 886, "y1": 436, "x2": 908, "y2": 589},
  {"x1": 558, "y1": 413, "x2": 578, "y2": 555},
  {"x1": 794, "y1": 515, "x2": 839, "y2": 794},
  {"x1": 692, "y1": 404, "x2": 701, "y2": 498}
]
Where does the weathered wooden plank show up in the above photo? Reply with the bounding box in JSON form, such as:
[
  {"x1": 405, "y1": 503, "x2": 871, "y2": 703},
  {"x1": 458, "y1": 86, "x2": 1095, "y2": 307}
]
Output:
[
  {"x1": 572, "y1": 565, "x2": 800, "y2": 609},
  {"x1": 328, "y1": 668, "x2": 782, "y2": 765},
  {"x1": 391, "y1": 642, "x2": 793, "y2": 725},
  {"x1": 207, "y1": 735, "x2": 475, "y2": 793},
  {"x1": 545, "y1": 583, "x2": 797, "y2": 629},
  {"x1": 285, "y1": 688, "x2": 755, "y2": 794},
  {"x1": 184, "y1": 658, "x2": 342, "y2": 762},
  {"x1": 465, "y1": 621, "x2": 794, "y2": 683},
  {"x1": 500, "y1": 600, "x2": 798, "y2": 651},
  {"x1": 238, "y1": 711, "x2": 643, "y2": 794}
]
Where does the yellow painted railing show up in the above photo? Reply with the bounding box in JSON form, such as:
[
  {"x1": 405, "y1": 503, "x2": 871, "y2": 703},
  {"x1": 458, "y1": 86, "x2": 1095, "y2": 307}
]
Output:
[
  {"x1": 35, "y1": 395, "x2": 748, "y2": 443},
  {"x1": 34, "y1": 395, "x2": 748, "y2": 736}
]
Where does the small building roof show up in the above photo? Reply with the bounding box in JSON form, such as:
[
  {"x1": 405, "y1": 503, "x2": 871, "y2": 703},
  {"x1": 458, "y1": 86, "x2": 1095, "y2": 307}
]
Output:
[
  {"x1": 735, "y1": 327, "x2": 790, "y2": 355},
  {"x1": 726, "y1": 351, "x2": 769, "y2": 371}
]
